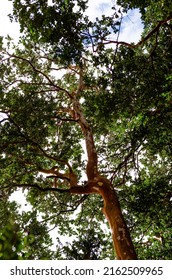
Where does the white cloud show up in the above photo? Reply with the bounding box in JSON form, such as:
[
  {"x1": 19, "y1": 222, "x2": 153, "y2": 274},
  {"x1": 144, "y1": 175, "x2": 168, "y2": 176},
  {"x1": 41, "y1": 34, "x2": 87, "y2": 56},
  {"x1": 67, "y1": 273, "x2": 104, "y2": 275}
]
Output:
[
  {"x1": 86, "y1": 0, "x2": 113, "y2": 20},
  {"x1": 119, "y1": 9, "x2": 143, "y2": 43},
  {"x1": 0, "y1": 1, "x2": 20, "y2": 41}
]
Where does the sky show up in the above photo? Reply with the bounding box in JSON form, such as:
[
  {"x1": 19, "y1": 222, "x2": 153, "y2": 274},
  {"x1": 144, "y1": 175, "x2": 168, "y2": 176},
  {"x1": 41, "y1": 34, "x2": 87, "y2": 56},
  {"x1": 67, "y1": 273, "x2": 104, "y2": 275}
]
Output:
[{"x1": 0, "y1": 0, "x2": 20, "y2": 41}]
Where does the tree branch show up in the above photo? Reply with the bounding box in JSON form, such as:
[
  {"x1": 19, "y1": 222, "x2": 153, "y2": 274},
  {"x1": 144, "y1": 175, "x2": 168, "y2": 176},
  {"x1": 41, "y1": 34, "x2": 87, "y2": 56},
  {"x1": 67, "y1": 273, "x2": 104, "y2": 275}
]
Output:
[
  {"x1": 103, "y1": 16, "x2": 172, "y2": 49},
  {"x1": 5, "y1": 52, "x2": 73, "y2": 98},
  {"x1": 3, "y1": 183, "x2": 70, "y2": 193},
  {"x1": 40, "y1": 195, "x2": 89, "y2": 224},
  {"x1": 3, "y1": 182, "x2": 99, "y2": 195}
]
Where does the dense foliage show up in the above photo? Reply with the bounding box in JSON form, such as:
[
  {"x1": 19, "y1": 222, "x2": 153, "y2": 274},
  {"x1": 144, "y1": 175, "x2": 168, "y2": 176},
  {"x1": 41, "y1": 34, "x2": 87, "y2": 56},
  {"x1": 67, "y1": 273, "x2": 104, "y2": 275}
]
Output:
[{"x1": 0, "y1": 0, "x2": 172, "y2": 259}]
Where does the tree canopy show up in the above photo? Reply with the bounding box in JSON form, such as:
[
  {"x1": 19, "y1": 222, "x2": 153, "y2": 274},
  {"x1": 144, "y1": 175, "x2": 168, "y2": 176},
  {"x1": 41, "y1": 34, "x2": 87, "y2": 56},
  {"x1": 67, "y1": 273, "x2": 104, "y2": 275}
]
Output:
[{"x1": 0, "y1": 0, "x2": 172, "y2": 259}]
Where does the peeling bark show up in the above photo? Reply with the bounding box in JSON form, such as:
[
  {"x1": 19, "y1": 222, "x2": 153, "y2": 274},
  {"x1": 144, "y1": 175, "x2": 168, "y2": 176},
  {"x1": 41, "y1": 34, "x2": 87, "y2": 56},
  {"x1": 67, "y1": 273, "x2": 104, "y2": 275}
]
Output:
[
  {"x1": 70, "y1": 177, "x2": 137, "y2": 260},
  {"x1": 97, "y1": 177, "x2": 137, "y2": 260}
]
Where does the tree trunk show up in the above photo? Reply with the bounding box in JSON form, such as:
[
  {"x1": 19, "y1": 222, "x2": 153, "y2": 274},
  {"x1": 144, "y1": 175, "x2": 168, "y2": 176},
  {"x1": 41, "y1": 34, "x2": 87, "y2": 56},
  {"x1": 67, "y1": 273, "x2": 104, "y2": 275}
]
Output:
[
  {"x1": 69, "y1": 70, "x2": 137, "y2": 259},
  {"x1": 96, "y1": 177, "x2": 137, "y2": 259},
  {"x1": 70, "y1": 176, "x2": 137, "y2": 260}
]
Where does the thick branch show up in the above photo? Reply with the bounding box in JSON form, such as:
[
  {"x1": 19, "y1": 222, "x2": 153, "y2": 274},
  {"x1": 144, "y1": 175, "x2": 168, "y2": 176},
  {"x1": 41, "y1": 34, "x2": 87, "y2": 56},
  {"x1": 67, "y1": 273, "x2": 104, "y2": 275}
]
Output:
[
  {"x1": 5, "y1": 183, "x2": 98, "y2": 195},
  {"x1": 39, "y1": 160, "x2": 78, "y2": 187},
  {"x1": 72, "y1": 96, "x2": 98, "y2": 180},
  {"x1": 3, "y1": 183, "x2": 70, "y2": 193}
]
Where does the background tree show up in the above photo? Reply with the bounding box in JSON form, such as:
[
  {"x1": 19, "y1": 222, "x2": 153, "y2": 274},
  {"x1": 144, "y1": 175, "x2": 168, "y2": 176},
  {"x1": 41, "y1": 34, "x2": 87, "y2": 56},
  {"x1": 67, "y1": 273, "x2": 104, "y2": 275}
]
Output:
[{"x1": 0, "y1": 0, "x2": 172, "y2": 259}]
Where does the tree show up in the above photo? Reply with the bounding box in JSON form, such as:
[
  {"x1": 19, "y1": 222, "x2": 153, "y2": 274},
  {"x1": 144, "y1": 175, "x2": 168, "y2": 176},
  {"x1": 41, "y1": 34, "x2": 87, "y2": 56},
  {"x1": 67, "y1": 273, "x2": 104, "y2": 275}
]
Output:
[{"x1": 0, "y1": 0, "x2": 172, "y2": 259}]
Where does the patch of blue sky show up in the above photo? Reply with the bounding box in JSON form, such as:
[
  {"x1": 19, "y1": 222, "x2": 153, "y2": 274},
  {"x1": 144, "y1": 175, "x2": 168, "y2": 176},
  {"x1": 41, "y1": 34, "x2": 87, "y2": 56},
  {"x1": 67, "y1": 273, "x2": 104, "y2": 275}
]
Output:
[
  {"x1": 85, "y1": 1, "x2": 143, "y2": 44},
  {"x1": 119, "y1": 9, "x2": 143, "y2": 43}
]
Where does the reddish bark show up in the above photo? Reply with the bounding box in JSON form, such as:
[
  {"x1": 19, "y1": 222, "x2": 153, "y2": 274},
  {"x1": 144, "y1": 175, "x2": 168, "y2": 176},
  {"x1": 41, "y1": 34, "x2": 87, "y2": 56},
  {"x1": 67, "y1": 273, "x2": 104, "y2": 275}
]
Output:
[
  {"x1": 96, "y1": 177, "x2": 137, "y2": 260},
  {"x1": 70, "y1": 176, "x2": 137, "y2": 260}
]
